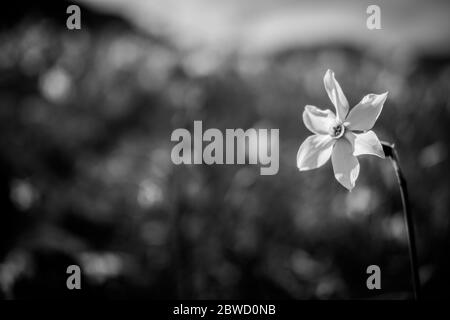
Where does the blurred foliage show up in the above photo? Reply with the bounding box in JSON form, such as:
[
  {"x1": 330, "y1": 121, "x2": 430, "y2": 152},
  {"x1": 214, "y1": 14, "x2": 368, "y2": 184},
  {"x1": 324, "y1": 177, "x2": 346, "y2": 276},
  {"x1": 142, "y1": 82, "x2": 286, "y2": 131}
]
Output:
[{"x1": 0, "y1": 3, "x2": 449, "y2": 299}]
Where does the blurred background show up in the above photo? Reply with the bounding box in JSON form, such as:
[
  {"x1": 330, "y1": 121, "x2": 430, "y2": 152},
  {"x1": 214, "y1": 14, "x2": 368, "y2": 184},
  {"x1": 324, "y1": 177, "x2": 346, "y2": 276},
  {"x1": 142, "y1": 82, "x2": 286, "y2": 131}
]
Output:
[{"x1": 0, "y1": 0, "x2": 449, "y2": 299}]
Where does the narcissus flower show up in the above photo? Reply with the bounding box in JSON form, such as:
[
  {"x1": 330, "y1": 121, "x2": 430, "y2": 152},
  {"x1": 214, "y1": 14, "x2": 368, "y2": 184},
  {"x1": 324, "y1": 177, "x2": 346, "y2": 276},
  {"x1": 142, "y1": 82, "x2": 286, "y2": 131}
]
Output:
[{"x1": 297, "y1": 69, "x2": 387, "y2": 190}]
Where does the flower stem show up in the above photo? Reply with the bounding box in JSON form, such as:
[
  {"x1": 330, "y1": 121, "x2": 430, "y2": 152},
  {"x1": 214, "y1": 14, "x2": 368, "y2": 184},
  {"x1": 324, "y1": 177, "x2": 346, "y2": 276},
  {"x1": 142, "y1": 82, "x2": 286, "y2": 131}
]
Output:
[{"x1": 381, "y1": 141, "x2": 420, "y2": 300}]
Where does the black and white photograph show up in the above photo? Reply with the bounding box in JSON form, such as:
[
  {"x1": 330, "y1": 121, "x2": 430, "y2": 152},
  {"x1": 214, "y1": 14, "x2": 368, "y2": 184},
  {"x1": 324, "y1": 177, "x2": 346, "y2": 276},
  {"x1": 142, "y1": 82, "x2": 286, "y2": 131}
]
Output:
[{"x1": 0, "y1": 0, "x2": 449, "y2": 311}]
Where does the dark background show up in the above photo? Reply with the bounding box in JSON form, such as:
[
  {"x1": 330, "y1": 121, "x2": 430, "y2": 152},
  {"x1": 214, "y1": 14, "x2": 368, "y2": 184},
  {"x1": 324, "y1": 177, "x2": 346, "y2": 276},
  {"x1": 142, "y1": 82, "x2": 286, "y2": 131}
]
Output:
[{"x1": 0, "y1": 0, "x2": 449, "y2": 299}]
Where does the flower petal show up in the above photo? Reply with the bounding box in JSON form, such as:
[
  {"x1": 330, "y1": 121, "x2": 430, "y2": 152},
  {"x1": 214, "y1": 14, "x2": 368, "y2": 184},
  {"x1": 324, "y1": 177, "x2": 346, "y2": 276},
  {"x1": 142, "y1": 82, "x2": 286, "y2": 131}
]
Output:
[
  {"x1": 302, "y1": 105, "x2": 336, "y2": 135},
  {"x1": 346, "y1": 92, "x2": 388, "y2": 131},
  {"x1": 331, "y1": 138, "x2": 360, "y2": 190},
  {"x1": 323, "y1": 69, "x2": 349, "y2": 122},
  {"x1": 297, "y1": 134, "x2": 335, "y2": 171},
  {"x1": 345, "y1": 131, "x2": 385, "y2": 158}
]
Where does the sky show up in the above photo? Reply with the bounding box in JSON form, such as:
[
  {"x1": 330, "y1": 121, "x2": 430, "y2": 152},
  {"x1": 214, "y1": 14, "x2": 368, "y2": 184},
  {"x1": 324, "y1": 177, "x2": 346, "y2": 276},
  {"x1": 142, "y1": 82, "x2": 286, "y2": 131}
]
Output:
[{"x1": 79, "y1": 0, "x2": 450, "y2": 59}]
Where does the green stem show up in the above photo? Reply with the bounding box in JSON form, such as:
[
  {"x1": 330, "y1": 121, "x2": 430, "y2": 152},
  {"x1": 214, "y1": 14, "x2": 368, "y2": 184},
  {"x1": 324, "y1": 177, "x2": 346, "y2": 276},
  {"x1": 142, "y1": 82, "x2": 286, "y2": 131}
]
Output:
[{"x1": 381, "y1": 141, "x2": 420, "y2": 300}]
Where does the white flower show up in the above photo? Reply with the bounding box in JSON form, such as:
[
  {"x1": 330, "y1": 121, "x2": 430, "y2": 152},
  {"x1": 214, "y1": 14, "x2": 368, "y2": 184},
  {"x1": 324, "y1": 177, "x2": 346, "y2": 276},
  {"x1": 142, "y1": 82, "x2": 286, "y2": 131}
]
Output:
[{"x1": 297, "y1": 69, "x2": 387, "y2": 191}]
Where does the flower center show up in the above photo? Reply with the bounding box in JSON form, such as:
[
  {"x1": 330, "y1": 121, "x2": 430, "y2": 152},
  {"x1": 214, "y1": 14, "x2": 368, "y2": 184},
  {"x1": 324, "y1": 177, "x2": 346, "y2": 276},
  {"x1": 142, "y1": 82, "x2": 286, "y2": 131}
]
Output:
[{"x1": 330, "y1": 123, "x2": 345, "y2": 139}]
